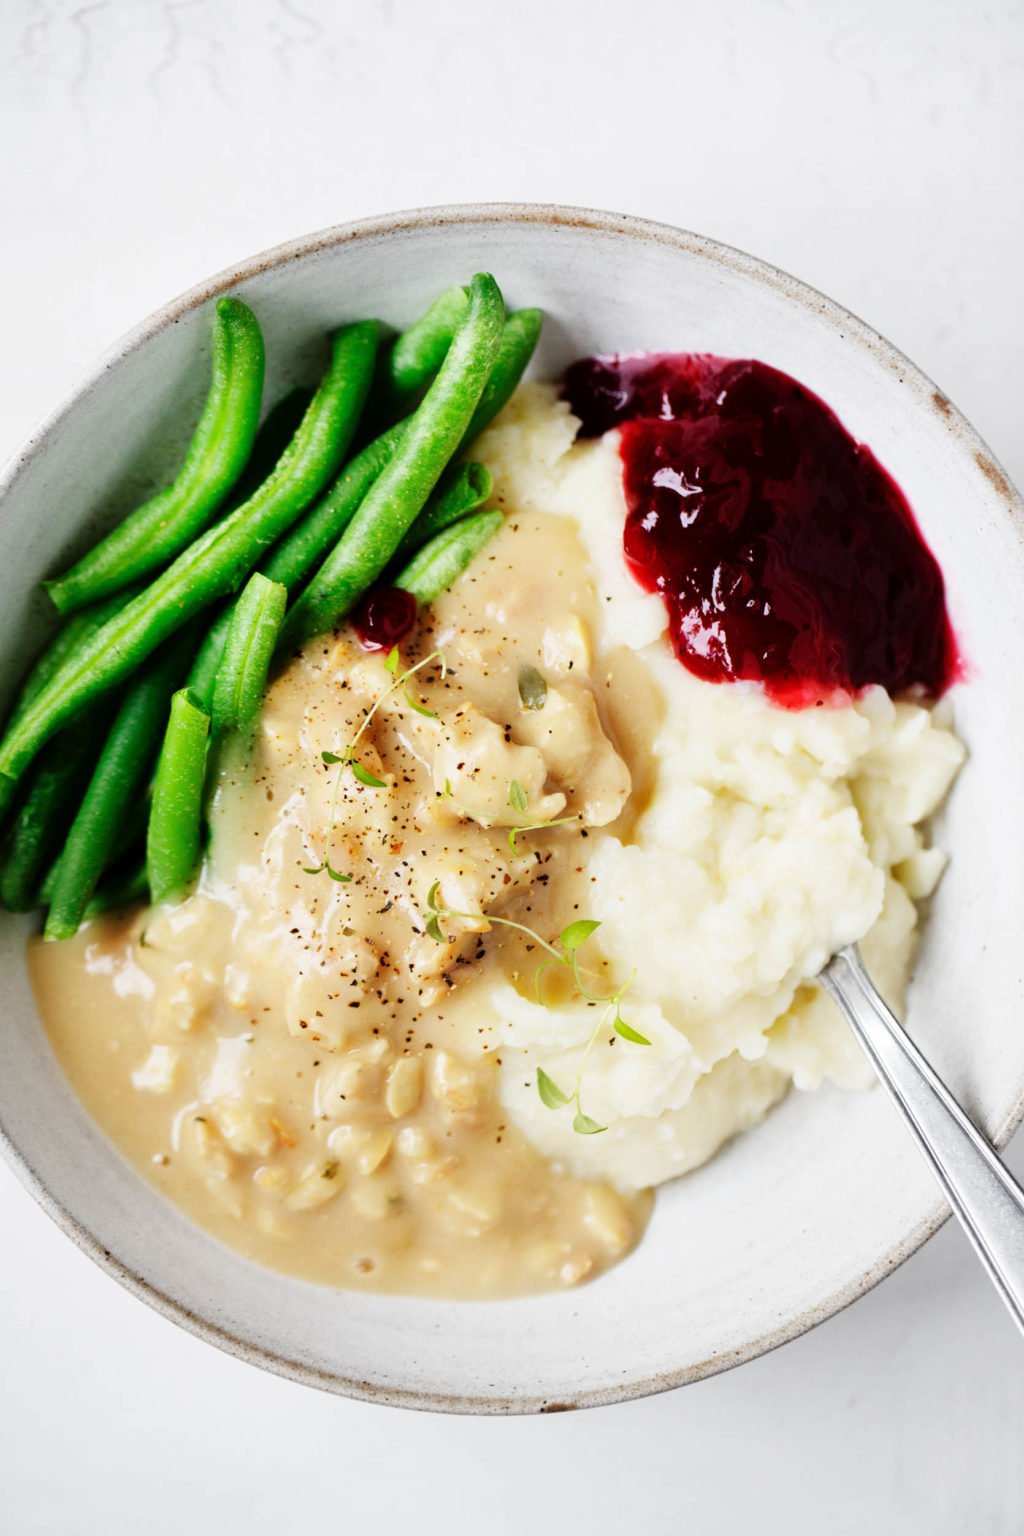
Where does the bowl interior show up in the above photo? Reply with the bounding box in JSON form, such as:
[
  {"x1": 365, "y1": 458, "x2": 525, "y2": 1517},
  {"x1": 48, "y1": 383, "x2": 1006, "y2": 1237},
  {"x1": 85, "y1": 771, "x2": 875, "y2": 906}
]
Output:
[{"x1": 1, "y1": 206, "x2": 1022, "y2": 1412}]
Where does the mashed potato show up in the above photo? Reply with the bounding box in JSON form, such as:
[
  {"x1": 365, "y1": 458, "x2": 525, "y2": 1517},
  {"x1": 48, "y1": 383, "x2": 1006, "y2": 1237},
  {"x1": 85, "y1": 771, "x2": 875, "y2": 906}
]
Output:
[{"x1": 477, "y1": 385, "x2": 965, "y2": 1190}]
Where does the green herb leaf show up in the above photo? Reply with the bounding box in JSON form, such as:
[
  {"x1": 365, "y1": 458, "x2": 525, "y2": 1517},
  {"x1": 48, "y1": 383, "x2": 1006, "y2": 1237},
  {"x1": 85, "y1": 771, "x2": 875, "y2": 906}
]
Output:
[
  {"x1": 385, "y1": 647, "x2": 400, "y2": 675},
  {"x1": 572, "y1": 1110, "x2": 607, "y2": 1135},
  {"x1": 508, "y1": 779, "x2": 528, "y2": 813},
  {"x1": 518, "y1": 664, "x2": 548, "y2": 711},
  {"x1": 425, "y1": 914, "x2": 445, "y2": 944},
  {"x1": 509, "y1": 812, "x2": 578, "y2": 853},
  {"x1": 559, "y1": 918, "x2": 601, "y2": 954},
  {"x1": 321, "y1": 750, "x2": 343, "y2": 765},
  {"x1": 351, "y1": 760, "x2": 386, "y2": 789},
  {"x1": 403, "y1": 687, "x2": 437, "y2": 718},
  {"x1": 533, "y1": 959, "x2": 558, "y2": 1004},
  {"x1": 536, "y1": 1067, "x2": 571, "y2": 1109},
  {"x1": 426, "y1": 880, "x2": 441, "y2": 910},
  {"x1": 302, "y1": 861, "x2": 352, "y2": 883},
  {"x1": 613, "y1": 1016, "x2": 651, "y2": 1046}
]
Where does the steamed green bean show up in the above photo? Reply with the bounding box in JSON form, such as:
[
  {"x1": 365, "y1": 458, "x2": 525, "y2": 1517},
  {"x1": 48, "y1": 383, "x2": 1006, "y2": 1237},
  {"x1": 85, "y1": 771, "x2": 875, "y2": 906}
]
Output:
[
  {"x1": 4, "y1": 587, "x2": 140, "y2": 741},
  {"x1": 188, "y1": 422, "x2": 408, "y2": 698},
  {"x1": 44, "y1": 631, "x2": 198, "y2": 940},
  {"x1": 0, "y1": 722, "x2": 104, "y2": 911},
  {"x1": 461, "y1": 307, "x2": 542, "y2": 447},
  {"x1": 147, "y1": 689, "x2": 211, "y2": 904},
  {"x1": 210, "y1": 573, "x2": 287, "y2": 738},
  {"x1": 281, "y1": 274, "x2": 504, "y2": 648},
  {"x1": 386, "y1": 286, "x2": 469, "y2": 404},
  {"x1": 46, "y1": 299, "x2": 266, "y2": 613},
  {"x1": 222, "y1": 387, "x2": 312, "y2": 514},
  {"x1": 395, "y1": 510, "x2": 503, "y2": 606},
  {"x1": 392, "y1": 462, "x2": 492, "y2": 562}
]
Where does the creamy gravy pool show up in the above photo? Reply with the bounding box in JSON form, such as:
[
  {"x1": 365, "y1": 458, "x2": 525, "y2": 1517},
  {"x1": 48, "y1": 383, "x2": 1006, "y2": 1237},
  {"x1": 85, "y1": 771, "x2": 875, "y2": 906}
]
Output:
[{"x1": 30, "y1": 504, "x2": 655, "y2": 1297}]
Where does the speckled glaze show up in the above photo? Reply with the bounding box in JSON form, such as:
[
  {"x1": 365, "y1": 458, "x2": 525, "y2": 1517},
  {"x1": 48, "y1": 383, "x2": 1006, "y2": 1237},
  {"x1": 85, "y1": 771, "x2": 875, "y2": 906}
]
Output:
[{"x1": 0, "y1": 204, "x2": 1022, "y2": 1415}]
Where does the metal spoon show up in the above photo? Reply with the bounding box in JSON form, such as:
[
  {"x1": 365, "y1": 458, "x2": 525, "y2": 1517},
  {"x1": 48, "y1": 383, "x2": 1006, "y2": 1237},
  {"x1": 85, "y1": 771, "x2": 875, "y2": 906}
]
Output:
[{"x1": 820, "y1": 944, "x2": 1024, "y2": 1338}]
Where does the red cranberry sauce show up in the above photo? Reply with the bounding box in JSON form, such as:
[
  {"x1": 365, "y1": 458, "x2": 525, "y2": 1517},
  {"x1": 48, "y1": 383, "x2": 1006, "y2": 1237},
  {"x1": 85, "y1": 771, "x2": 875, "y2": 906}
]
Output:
[
  {"x1": 563, "y1": 353, "x2": 958, "y2": 706},
  {"x1": 352, "y1": 586, "x2": 418, "y2": 652}
]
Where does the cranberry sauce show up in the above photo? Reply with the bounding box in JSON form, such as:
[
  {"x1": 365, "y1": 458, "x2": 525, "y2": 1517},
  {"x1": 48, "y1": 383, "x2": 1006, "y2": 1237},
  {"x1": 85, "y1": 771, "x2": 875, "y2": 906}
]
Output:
[
  {"x1": 564, "y1": 354, "x2": 958, "y2": 706},
  {"x1": 352, "y1": 586, "x2": 418, "y2": 652}
]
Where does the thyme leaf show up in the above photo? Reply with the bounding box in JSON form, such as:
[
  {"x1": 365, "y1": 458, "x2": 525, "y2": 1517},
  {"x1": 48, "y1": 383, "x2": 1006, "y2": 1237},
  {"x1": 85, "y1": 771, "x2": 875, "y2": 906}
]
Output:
[
  {"x1": 518, "y1": 664, "x2": 547, "y2": 711},
  {"x1": 351, "y1": 760, "x2": 386, "y2": 789},
  {"x1": 537, "y1": 1068, "x2": 571, "y2": 1109},
  {"x1": 559, "y1": 919, "x2": 601, "y2": 953},
  {"x1": 507, "y1": 813, "x2": 578, "y2": 853},
  {"x1": 403, "y1": 687, "x2": 437, "y2": 718},
  {"x1": 613, "y1": 1015, "x2": 651, "y2": 1046},
  {"x1": 302, "y1": 861, "x2": 352, "y2": 883}
]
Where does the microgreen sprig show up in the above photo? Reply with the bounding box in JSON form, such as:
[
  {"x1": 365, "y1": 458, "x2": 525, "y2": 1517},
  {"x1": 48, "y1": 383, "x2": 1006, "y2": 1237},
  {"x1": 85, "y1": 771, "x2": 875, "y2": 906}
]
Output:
[
  {"x1": 422, "y1": 878, "x2": 567, "y2": 958},
  {"x1": 301, "y1": 860, "x2": 352, "y2": 882},
  {"x1": 438, "y1": 775, "x2": 578, "y2": 848},
  {"x1": 340, "y1": 645, "x2": 446, "y2": 787},
  {"x1": 420, "y1": 888, "x2": 650, "y2": 1133},
  {"x1": 505, "y1": 776, "x2": 579, "y2": 852},
  {"x1": 304, "y1": 645, "x2": 445, "y2": 881}
]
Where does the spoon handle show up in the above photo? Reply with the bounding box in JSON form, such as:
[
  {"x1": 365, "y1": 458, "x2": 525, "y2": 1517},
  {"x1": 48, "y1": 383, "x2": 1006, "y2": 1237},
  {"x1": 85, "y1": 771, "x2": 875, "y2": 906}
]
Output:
[{"x1": 821, "y1": 944, "x2": 1024, "y2": 1338}]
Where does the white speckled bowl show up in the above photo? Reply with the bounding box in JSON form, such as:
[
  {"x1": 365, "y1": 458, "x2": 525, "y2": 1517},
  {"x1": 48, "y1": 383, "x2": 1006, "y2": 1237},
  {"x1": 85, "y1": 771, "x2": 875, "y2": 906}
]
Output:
[{"x1": 1, "y1": 205, "x2": 1022, "y2": 1413}]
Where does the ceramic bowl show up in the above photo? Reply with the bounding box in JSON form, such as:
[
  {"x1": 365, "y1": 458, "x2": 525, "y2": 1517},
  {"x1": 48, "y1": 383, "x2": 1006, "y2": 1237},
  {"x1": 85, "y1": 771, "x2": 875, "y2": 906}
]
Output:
[{"x1": 1, "y1": 205, "x2": 1022, "y2": 1414}]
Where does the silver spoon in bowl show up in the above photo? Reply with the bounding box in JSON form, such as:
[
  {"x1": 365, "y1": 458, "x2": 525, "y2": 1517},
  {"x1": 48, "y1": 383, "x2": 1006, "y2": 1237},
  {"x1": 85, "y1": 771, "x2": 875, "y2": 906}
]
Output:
[{"x1": 821, "y1": 945, "x2": 1024, "y2": 1337}]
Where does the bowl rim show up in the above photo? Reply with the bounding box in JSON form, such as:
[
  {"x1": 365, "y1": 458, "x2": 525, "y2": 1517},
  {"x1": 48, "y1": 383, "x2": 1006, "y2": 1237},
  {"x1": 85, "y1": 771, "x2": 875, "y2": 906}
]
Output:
[{"x1": 2, "y1": 200, "x2": 1023, "y2": 1415}]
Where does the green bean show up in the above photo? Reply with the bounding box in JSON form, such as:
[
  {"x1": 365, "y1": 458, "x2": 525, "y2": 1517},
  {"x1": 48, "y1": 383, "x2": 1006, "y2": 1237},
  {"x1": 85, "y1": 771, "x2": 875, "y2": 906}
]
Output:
[
  {"x1": 461, "y1": 307, "x2": 543, "y2": 446},
  {"x1": 84, "y1": 860, "x2": 148, "y2": 918},
  {"x1": 0, "y1": 320, "x2": 379, "y2": 803},
  {"x1": 104, "y1": 793, "x2": 150, "y2": 869},
  {"x1": 222, "y1": 387, "x2": 312, "y2": 514},
  {"x1": 41, "y1": 844, "x2": 147, "y2": 915},
  {"x1": 386, "y1": 286, "x2": 469, "y2": 404},
  {"x1": 0, "y1": 720, "x2": 105, "y2": 911},
  {"x1": 392, "y1": 462, "x2": 492, "y2": 563},
  {"x1": 147, "y1": 688, "x2": 211, "y2": 905},
  {"x1": 186, "y1": 612, "x2": 231, "y2": 713},
  {"x1": 38, "y1": 807, "x2": 147, "y2": 911},
  {"x1": 263, "y1": 423, "x2": 407, "y2": 593},
  {"x1": 281, "y1": 274, "x2": 505, "y2": 649},
  {"x1": 188, "y1": 422, "x2": 408, "y2": 701},
  {"x1": 44, "y1": 630, "x2": 198, "y2": 940},
  {"x1": 4, "y1": 587, "x2": 140, "y2": 740},
  {"x1": 358, "y1": 292, "x2": 463, "y2": 442},
  {"x1": 210, "y1": 573, "x2": 287, "y2": 738},
  {"x1": 46, "y1": 299, "x2": 267, "y2": 614},
  {"x1": 394, "y1": 510, "x2": 503, "y2": 607}
]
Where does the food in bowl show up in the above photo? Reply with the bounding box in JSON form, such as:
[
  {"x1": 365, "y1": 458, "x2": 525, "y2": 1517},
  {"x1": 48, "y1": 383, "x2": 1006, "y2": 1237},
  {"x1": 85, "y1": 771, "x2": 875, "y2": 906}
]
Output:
[{"x1": 4, "y1": 273, "x2": 963, "y2": 1298}]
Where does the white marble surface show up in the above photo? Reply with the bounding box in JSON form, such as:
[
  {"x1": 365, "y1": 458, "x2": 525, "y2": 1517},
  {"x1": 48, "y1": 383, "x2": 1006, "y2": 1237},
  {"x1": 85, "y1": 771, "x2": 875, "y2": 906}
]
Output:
[{"x1": 1, "y1": 1, "x2": 1022, "y2": 1531}]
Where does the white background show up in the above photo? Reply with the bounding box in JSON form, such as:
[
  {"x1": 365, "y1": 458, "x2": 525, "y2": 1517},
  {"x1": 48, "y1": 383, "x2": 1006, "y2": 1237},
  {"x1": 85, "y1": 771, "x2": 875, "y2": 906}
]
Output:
[{"x1": 1, "y1": 2, "x2": 1023, "y2": 1531}]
